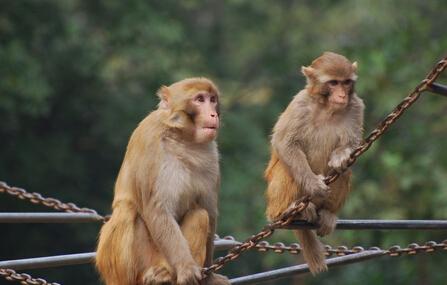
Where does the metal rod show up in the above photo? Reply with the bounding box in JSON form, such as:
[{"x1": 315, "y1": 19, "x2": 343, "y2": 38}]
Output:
[
  {"x1": 2, "y1": 214, "x2": 446, "y2": 231},
  {"x1": 0, "y1": 239, "x2": 240, "y2": 270},
  {"x1": 230, "y1": 250, "x2": 385, "y2": 284},
  {"x1": 0, "y1": 212, "x2": 104, "y2": 223},
  {"x1": 214, "y1": 239, "x2": 241, "y2": 251},
  {"x1": 428, "y1": 82, "x2": 447, "y2": 96},
  {"x1": 0, "y1": 253, "x2": 95, "y2": 270},
  {"x1": 283, "y1": 219, "x2": 447, "y2": 230}
]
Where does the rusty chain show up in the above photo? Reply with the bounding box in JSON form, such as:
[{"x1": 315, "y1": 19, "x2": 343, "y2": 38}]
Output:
[
  {"x1": 236, "y1": 238, "x2": 447, "y2": 257},
  {"x1": 0, "y1": 181, "x2": 106, "y2": 220},
  {"x1": 203, "y1": 198, "x2": 311, "y2": 274},
  {"x1": 0, "y1": 269, "x2": 60, "y2": 285},
  {"x1": 203, "y1": 55, "x2": 447, "y2": 275},
  {"x1": 215, "y1": 235, "x2": 447, "y2": 256},
  {"x1": 324, "y1": 55, "x2": 447, "y2": 184}
]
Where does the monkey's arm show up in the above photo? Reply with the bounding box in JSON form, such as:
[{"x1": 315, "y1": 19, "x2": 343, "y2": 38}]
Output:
[
  {"x1": 141, "y1": 201, "x2": 202, "y2": 284},
  {"x1": 328, "y1": 104, "x2": 364, "y2": 173},
  {"x1": 272, "y1": 128, "x2": 328, "y2": 200}
]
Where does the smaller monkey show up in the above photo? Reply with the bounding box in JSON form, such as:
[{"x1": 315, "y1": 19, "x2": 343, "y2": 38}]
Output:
[
  {"x1": 96, "y1": 78, "x2": 230, "y2": 285},
  {"x1": 265, "y1": 52, "x2": 364, "y2": 274}
]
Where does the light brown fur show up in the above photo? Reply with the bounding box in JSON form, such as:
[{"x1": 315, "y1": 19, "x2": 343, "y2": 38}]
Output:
[
  {"x1": 265, "y1": 52, "x2": 364, "y2": 274},
  {"x1": 96, "y1": 77, "x2": 229, "y2": 285}
]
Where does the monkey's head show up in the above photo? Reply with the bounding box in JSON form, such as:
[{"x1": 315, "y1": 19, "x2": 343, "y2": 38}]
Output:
[
  {"x1": 158, "y1": 77, "x2": 220, "y2": 144},
  {"x1": 302, "y1": 52, "x2": 358, "y2": 112}
]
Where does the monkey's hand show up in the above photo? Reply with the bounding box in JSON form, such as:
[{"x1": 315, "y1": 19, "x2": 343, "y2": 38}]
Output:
[
  {"x1": 304, "y1": 174, "x2": 329, "y2": 206},
  {"x1": 204, "y1": 273, "x2": 231, "y2": 285},
  {"x1": 328, "y1": 148, "x2": 352, "y2": 173},
  {"x1": 300, "y1": 202, "x2": 318, "y2": 223},
  {"x1": 176, "y1": 261, "x2": 202, "y2": 285},
  {"x1": 142, "y1": 265, "x2": 172, "y2": 285}
]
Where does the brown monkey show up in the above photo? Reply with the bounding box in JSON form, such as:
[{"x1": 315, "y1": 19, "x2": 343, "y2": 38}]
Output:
[
  {"x1": 265, "y1": 52, "x2": 364, "y2": 274},
  {"x1": 96, "y1": 78, "x2": 230, "y2": 285}
]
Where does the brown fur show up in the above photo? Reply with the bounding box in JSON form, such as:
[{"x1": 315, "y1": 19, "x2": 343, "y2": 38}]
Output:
[
  {"x1": 96, "y1": 77, "x2": 229, "y2": 285},
  {"x1": 265, "y1": 52, "x2": 364, "y2": 274}
]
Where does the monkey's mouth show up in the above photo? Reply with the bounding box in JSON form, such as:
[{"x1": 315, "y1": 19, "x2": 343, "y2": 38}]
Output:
[
  {"x1": 201, "y1": 126, "x2": 218, "y2": 137},
  {"x1": 202, "y1": 123, "x2": 218, "y2": 130}
]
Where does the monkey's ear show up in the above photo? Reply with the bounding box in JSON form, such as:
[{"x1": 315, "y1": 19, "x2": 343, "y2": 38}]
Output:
[
  {"x1": 301, "y1": 66, "x2": 315, "y2": 78},
  {"x1": 157, "y1": 86, "x2": 170, "y2": 109},
  {"x1": 352, "y1": 61, "x2": 358, "y2": 72},
  {"x1": 165, "y1": 111, "x2": 193, "y2": 129}
]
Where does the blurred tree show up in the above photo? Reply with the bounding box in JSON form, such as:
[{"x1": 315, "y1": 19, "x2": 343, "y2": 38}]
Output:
[{"x1": 0, "y1": 0, "x2": 446, "y2": 284}]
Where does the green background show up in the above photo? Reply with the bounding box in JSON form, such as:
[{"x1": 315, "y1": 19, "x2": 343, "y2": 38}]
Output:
[{"x1": 1, "y1": 1, "x2": 447, "y2": 284}]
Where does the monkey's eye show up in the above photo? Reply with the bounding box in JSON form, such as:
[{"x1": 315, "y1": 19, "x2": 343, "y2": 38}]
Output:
[
  {"x1": 343, "y1": 79, "x2": 353, "y2": 85},
  {"x1": 210, "y1": 95, "x2": 217, "y2": 103},
  {"x1": 328, "y1": 80, "x2": 338, "y2": 86},
  {"x1": 195, "y1": 94, "x2": 205, "y2": 103}
]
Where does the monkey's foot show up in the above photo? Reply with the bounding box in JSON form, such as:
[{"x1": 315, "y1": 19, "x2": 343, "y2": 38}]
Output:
[
  {"x1": 142, "y1": 266, "x2": 172, "y2": 285},
  {"x1": 316, "y1": 209, "x2": 337, "y2": 237},
  {"x1": 205, "y1": 273, "x2": 231, "y2": 285},
  {"x1": 176, "y1": 262, "x2": 202, "y2": 285},
  {"x1": 300, "y1": 202, "x2": 318, "y2": 223}
]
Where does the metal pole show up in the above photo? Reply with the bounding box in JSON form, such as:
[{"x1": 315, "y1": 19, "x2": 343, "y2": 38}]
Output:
[
  {"x1": 215, "y1": 239, "x2": 241, "y2": 251},
  {"x1": 0, "y1": 239, "x2": 240, "y2": 270},
  {"x1": 283, "y1": 219, "x2": 447, "y2": 230},
  {"x1": 2, "y1": 214, "x2": 447, "y2": 230},
  {"x1": 230, "y1": 250, "x2": 385, "y2": 284},
  {"x1": 0, "y1": 213, "x2": 103, "y2": 223},
  {"x1": 428, "y1": 82, "x2": 447, "y2": 96},
  {"x1": 0, "y1": 253, "x2": 95, "y2": 271}
]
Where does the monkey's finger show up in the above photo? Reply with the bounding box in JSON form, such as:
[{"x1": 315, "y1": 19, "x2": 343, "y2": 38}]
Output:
[{"x1": 194, "y1": 270, "x2": 203, "y2": 283}]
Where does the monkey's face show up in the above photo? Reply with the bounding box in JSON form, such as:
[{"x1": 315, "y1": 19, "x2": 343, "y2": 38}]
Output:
[
  {"x1": 324, "y1": 79, "x2": 355, "y2": 111},
  {"x1": 159, "y1": 78, "x2": 221, "y2": 144},
  {"x1": 302, "y1": 52, "x2": 358, "y2": 112},
  {"x1": 190, "y1": 91, "x2": 220, "y2": 143}
]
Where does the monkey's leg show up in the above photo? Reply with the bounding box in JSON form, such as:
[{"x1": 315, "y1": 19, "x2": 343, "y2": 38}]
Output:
[
  {"x1": 138, "y1": 216, "x2": 173, "y2": 285},
  {"x1": 316, "y1": 209, "x2": 337, "y2": 237},
  {"x1": 182, "y1": 209, "x2": 231, "y2": 285},
  {"x1": 180, "y1": 208, "x2": 209, "y2": 266},
  {"x1": 317, "y1": 171, "x2": 351, "y2": 237}
]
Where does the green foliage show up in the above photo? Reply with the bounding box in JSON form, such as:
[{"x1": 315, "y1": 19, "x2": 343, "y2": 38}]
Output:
[{"x1": 1, "y1": 1, "x2": 447, "y2": 284}]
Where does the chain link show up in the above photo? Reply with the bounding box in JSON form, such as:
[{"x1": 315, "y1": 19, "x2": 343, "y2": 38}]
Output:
[
  {"x1": 0, "y1": 269, "x2": 60, "y2": 285},
  {"x1": 203, "y1": 55, "x2": 447, "y2": 275},
  {"x1": 203, "y1": 198, "x2": 311, "y2": 274},
  {"x1": 250, "y1": 239, "x2": 447, "y2": 257},
  {"x1": 0, "y1": 181, "x2": 105, "y2": 220}
]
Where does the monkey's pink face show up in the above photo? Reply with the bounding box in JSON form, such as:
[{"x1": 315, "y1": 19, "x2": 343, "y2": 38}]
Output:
[
  {"x1": 326, "y1": 79, "x2": 354, "y2": 110},
  {"x1": 192, "y1": 92, "x2": 220, "y2": 143}
]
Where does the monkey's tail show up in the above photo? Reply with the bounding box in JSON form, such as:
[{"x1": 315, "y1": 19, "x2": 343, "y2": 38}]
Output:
[
  {"x1": 96, "y1": 206, "x2": 137, "y2": 285},
  {"x1": 294, "y1": 229, "x2": 328, "y2": 274}
]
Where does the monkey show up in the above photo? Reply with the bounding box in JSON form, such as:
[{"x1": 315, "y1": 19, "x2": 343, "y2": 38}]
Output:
[
  {"x1": 264, "y1": 52, "x2": 364, "y2": 274},
  {"x1": 96, "y1": 78, "x2": 230, "y2": 285}
]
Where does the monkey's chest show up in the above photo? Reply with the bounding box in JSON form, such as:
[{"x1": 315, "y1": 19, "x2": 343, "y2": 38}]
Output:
[
  {"x1": 159, "y1": 157, "x2": 219, "y2": 220},
  {"x1": 303, "y1": 125, "x2": 343, "y2": 173}
]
